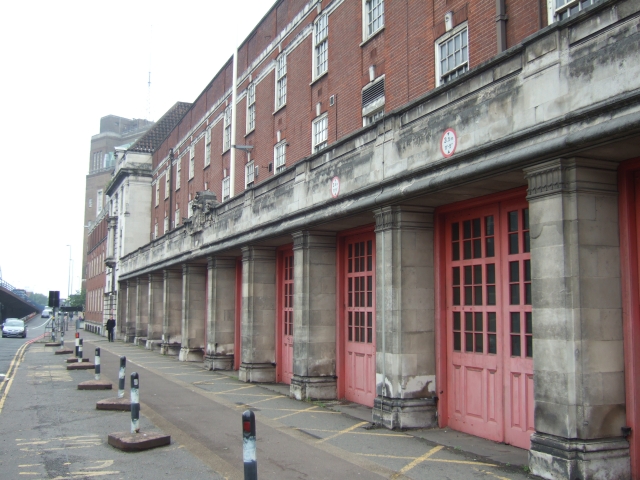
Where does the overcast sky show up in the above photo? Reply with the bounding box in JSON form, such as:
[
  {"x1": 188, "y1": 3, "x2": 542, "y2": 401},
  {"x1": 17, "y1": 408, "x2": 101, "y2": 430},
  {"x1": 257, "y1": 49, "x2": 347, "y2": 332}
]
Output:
[{"x1": 0, "y1": 0, "x2": 273, "y2": 297}]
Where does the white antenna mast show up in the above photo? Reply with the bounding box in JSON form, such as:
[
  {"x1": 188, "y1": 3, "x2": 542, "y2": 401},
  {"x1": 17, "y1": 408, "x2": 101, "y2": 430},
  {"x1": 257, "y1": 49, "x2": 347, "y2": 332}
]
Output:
[{"x1": 147, "y1": 24, "x2": 153, "y2": 120}]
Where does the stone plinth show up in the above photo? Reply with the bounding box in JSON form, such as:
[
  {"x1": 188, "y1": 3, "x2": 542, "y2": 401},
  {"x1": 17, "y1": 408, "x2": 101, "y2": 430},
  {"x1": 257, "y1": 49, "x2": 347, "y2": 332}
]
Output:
[
  {"x1": 78, "y1": 380, "x2": 113, "y2": 390},
  {"x1": 67, "y1": 363, "x2": 95, "y2": 371},
  {"x1": 96, "y1": 397, "x2": 131, "y2": 411},
  {"x1": 108, "y1": 432, "x2": 170, "y2": 451}
]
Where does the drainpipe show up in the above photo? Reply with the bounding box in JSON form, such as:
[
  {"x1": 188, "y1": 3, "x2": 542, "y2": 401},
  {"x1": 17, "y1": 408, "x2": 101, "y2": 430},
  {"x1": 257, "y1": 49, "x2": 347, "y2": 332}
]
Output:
[
  {"x1": 496, "y1": 0, "x2": 507, "y2": 53},
  {"x1": 230, "y1": 47, "x2": 238, "y2": 198}
]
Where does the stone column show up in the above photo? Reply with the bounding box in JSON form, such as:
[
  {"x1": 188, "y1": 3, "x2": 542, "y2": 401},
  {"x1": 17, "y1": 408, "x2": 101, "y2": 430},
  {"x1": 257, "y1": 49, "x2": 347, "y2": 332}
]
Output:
[
  {"x1": 179, "y1": 263, "x2": 207, "y2": 362},
  {"x1": 116, "y1": 281, "x2": 127, "y2": 341},
  {"x1": 204, "y1": 257, "x2": 237, "y2": 370},
  {"x1": 146, "y1": 272, "x2": 163, "y2": 351},
  {"x1": 134, "y1": 276, "x2": 149, "y2": 346},
  {"x1": 524, "y1": 158, "x2": 630, "y2": 480},
  {"x1": 290, "y1": 231, "x2": 337, "y2": 400},
  {"x1": 161, "y1": 268, "x2": 182, "y2": 356},
  {"x1": 124, "y1": 280, "x2": 136, "y2": 343},
  {"x1": 372, "y1": 206, "x2": 437, "y2": 429},
  {"x1": 239, "y1": 246, "x2": 277, "y2": 382}
]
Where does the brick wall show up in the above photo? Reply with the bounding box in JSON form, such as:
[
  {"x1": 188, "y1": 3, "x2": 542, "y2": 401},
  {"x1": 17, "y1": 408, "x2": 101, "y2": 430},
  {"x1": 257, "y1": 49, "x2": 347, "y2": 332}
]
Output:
[{"x1": 148, "y1": 0, "x2": 543, "y2": 242}]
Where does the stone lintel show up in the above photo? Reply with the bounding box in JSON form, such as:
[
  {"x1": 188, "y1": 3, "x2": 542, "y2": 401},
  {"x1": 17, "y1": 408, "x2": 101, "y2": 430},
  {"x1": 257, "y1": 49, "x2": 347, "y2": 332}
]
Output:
[
  {"x1": 372, "y1": 396, "x2": 437, "y2": 430},
  {"x1": 290, "y1": 375, "x2": 337, "y2": 401},
  {"x1": 529, "y1": 432, "x2": 630, "y2": 480},
  {"x1": 178, "y1": 347, "x2": 204, "y2": 362},
  {"x1": 203, "y1": 354, "x2": 234, "y2": 371},
  {"x1": 239, "y1": 363, "x2": 275, "y2": 383}
]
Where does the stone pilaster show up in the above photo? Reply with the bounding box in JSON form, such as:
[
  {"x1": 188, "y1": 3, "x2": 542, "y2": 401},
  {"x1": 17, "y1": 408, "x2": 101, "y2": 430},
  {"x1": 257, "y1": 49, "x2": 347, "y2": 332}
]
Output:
[
  {"x1": 134, "y1": 276, "x2": 149, "y2": 346},
  {"x1": 239, "y1": 246, "x2": 277, "y2": 383},
  {"x1": 290, "y1": 231, "x2": 337, "y2": 401},
  {"x1": 179, "y1": 264, "x2": 206, "y2": 362},
  {"x1": 146, "y1": 273, "x2": 163, "y2": 351},
  {"x1": 524, "y1": 158, "x2": 630, "y2": 480},
  {"x1": 161, "y1": 268, "x2": 182, "y2": 356},
  {"x1": 372, "y1": 206, "x2": 437, "y2": 429},
  {"x1": 116, "y1": 281, "x2": 126, "y2": 341},
  {"x1": 204, "y1": 257, "x2": 236, "y2": 371},
  {"x1": 124, "y1": 280, "x2": 136, "y2": 343}
]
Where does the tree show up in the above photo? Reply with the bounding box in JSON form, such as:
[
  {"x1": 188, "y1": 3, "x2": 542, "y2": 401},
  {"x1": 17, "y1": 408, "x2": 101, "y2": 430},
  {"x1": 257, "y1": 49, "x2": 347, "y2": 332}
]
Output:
[{"x1": 67, "y1": 289, "x2": 86, "y2": 309}]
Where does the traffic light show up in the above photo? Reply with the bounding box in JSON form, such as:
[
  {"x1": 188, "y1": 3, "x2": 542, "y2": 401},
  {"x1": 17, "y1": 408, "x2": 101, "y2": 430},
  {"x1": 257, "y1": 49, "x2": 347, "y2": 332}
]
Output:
[{"x1": 48, "y1": 291, "x2": 60, "y2": 308}]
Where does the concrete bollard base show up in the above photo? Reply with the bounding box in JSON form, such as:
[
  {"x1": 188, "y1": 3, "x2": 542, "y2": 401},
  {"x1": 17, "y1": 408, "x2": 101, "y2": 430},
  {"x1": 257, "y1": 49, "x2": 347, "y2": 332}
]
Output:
[
  {"x1": 45, "y1": 343, "x2": 61, "y2": 347},
  {"x1": 66, "y1": 358, "x2": 90, "y2": 363},
  {"x1": 67, "y1": 363, "x2": 95, "y2": 371},
  {"x1": 55, "y1": 349, "x2": 74, "y2": 355},
  {"x1": 78, "y1": 380, "x2": 113, "y2": 390},
  {"x1": 96, "y1": 397, "x2": 132, "y2": 411},
  {"x1": 107, "y1": 432, "x2": 170, "y2": 451}
]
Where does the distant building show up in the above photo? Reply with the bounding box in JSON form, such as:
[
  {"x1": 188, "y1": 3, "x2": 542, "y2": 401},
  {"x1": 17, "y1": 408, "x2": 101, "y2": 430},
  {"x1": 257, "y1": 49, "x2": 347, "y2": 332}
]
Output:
[{"x1": 81, "y1": 116, "x2": 154, "y2": 293}]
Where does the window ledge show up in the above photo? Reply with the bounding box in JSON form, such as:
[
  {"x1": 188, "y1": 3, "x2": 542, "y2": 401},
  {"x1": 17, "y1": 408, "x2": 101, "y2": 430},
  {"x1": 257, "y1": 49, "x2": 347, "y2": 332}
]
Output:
[
  {"x1": 273, "y1": 103, "x2": 286, "y2": 115},
  {"x1": 310, "y1": 71, "x2": 328, "y2": 86},
  {"x1": 360, "y1": 26, "x2": 385, "y2": 48}
]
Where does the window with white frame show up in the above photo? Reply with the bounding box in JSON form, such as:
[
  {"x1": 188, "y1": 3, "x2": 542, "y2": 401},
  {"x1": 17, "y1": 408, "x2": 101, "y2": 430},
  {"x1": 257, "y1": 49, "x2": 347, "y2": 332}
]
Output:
[
  {"x1": 222, "y1": 176, "x2": 230, "y2": 201},
  {"x1": 245, "y1": 160, "x2": 256, "y2": 187},
  {"x1": 189, "y1": 146, "x2": 195, "y2": 180},
  {"x1": 97, "y1": 190, "x2": 103, "y2": 214},
  {"x1": 205, "y1": 128, "x2": 211, "y2": 167},
  {"x1": 155, "y1": 182, "x2": 159, "y2": 207},
  {"x1": 436, "y1": 24, "x2": 468, "y2": 86},
  {"x1": 276, "y1": 54, "x2": 287, "y2": 109},
  {"x1": 274, "y1": 141, "x2": 286, "y2": 173},
  {"x1": 364, "y1": 0, "x2": 384, "y2": 40},
  {"x1": 164, "y1": 172, "x2": 170, "y2": 198},
  {"x1": 223, "y1": 105, "x2": 232, "y2": 152},
  {"x1": 163, "y1": 215, "x2": 169, "y2": 233},
  {"x1": 176, "y1": 160, "x2": 181, "y2": 190},
  {"x1": 362, "y1": 76, "x2": 385, "y2": 126},
  {"x1": 154, "y1": 222, "x2": 158, "y2": 239},
  {"x1": 89, "y1": 198, "x2": 93, "y2": 208},
  {"x1": 312, "y1": 115, "x2": 328, "y2": 153},
  {"x1": 247, "y1": 83, "x2": 256, "y2": 133},
  {"x1": 314, "y1": 13, "x2": 328, "y2": 79},
  {"x1": 175, "y1": 207, "x2": 180, "y2": 227},
  {"x1": 549, "y1": 0, "x2": 599, "y2": 22}
]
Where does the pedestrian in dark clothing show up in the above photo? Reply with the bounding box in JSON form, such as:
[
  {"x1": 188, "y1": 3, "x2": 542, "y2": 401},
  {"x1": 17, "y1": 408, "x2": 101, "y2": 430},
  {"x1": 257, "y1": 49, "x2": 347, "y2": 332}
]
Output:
[{"x1": 106, "y1": 318, "x2": 115, "y2": 342}]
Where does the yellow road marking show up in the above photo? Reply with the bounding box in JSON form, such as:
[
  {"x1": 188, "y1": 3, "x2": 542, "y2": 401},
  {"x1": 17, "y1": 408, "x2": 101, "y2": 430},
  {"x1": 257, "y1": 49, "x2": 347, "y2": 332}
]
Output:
[
  {"x1": 235, "y1": 395, "x2": 283, "y2": 407},
  {"x1": 297, "y1": 427, "x2": 407, "y2": 437},
  {"x1": 392, "y1": 446, "x2": 444, "y2": 478},
  {"x1": 317, "y1": 421, "x2": 369, "y2": 443},
  {"x1": 476, "y1": 468, "x2": 513, "y2": 479},
  {"x1": 431, "y1": 459, "x2": 495, "y2": 466},
  {"x1": 0, "y1": 341, "x2": 29, "y2": 414},
  {"x1": 19, "y1": 465, "x2": 39, "y2": 467},
  {"x1": 274, "y1": 405, "x2": 318, "y2": 420}
]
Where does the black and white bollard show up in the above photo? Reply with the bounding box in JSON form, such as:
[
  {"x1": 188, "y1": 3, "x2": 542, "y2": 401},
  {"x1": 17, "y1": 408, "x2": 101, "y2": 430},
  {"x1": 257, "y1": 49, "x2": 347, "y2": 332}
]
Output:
[
  {"x1": 118, "y1": 356, "x2": 126, "y2": 399},
  {"x1": 78, "y1": 339, "x2": 83, "y2": 359},
  {"x1": 130, "y1": 373, "x2": 140, "y2": 434},
  {"x1": 242, "y1": 410, "x2": 257, "y2": 480},
  {"x1": 60, "y1": 331, "x2": 64, "y2": 349},
  {"x1": 75, "y1": 332, "x2": 80, "y2": 357},
  {"x1": 94, "y1": 348, "x2": 101, "y2": 381}
]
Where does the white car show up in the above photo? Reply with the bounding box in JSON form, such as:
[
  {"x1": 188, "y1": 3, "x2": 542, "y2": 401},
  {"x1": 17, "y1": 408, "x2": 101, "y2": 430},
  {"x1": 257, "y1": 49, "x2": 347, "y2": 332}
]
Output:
[{"x1": 41, "y1": 309, "x2": 52, "y2": 318}]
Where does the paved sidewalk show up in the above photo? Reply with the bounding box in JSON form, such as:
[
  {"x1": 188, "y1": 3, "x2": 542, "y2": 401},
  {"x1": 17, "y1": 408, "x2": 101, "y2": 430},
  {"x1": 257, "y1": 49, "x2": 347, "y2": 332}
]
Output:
[
  {"x1": 0, "y1": 330, "x2": 539, "y2": 479},
  {"x1": 78, "y1": 330, "x2": 536, "y2": 479}
]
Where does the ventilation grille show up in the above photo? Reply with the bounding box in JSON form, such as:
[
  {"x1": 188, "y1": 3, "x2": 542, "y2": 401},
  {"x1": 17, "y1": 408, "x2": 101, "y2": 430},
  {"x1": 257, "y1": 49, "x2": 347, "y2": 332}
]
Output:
[{"x1": 362, "y1": 78, "x2": 385, "y2": 107}]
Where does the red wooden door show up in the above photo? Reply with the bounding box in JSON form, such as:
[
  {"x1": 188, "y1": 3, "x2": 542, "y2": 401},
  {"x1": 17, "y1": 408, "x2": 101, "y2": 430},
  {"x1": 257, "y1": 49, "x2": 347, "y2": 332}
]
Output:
[
  {"x1": 503, "y1": 204, "x2": 534, "y2": 449},
  {"x1": 344, "y1": 234, "x2": 376, "y2": 407},
  {"x1": 278, "y1": 249, "x2": 294, "y2": 384},
  {"x1": 234, "y1": 258, "x2": 242, "y2": 371},
  {"x1": 445, "y1": 198, "x2": 534, "y2": 449}
]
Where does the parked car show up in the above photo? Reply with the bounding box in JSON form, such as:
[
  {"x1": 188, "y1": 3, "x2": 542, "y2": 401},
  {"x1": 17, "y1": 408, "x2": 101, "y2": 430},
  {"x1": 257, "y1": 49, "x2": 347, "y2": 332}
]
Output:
[{"x1": 2, "y1": 319, "x2": 27, "y2": 338}]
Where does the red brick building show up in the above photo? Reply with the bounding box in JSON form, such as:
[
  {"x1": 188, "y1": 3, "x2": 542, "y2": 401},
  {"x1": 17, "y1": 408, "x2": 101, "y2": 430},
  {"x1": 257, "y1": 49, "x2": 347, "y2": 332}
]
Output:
[{"x1": 113, "y1": 1, "x2": 640, "y2": 478}]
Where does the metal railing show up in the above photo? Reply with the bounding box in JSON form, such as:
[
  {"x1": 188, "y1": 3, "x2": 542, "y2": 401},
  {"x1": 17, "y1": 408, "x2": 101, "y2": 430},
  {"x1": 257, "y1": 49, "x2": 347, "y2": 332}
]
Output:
[{"x1": 0, "y1": 279, "x2": 43, "y2": 310}]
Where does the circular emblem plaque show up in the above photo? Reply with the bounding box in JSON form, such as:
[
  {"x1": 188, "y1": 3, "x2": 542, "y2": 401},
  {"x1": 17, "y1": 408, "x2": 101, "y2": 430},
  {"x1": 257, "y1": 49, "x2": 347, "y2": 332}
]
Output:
[
  {"x1": 331, "y1": 176, "x2": 340, "y2": 198},
  {"x1": 440, "y1": 128, "x2": 457, "y2": 158}
]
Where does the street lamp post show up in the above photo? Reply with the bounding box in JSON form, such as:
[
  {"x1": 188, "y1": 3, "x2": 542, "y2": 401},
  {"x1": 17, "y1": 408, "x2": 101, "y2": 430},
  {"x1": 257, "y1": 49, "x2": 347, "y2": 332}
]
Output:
[{"x1": 65, "y1": 245, "x2": 72, "y2": 300}]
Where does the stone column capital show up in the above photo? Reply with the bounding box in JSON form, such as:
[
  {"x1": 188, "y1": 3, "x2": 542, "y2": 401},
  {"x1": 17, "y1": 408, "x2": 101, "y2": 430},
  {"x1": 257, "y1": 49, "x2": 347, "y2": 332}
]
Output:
[
  {"x1": 524, "y1": 158, "x2": 618, "y2": 201},
  {"x1": 373, "y1": 206, "x2": 434, "y2": 232},
  {"x1": 207, "y1": 256, "x2": 237, "y2": 270},
  {"x1": 163, "y1": 268, "x2": 182, "y2": 280},
  {"x1": 292, "y1": 231, "x2": 337, "y2": 251},
  {"x1": 241, "y1": 245, "x2": 276, "y2": 262}
]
